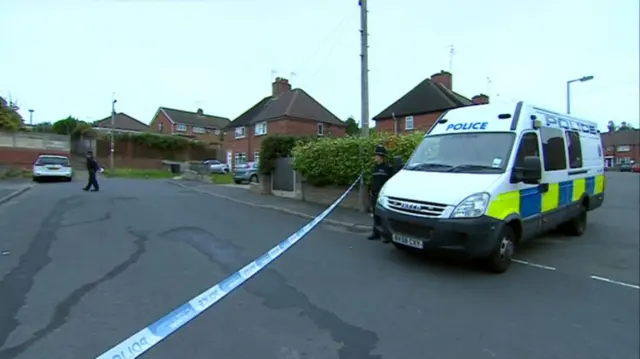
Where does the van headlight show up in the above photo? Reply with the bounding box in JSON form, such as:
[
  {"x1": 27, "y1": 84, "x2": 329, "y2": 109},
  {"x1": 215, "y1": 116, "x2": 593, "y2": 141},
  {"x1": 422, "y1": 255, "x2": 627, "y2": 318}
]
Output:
[
  {"x1": 450, "y1": 192, "x2": 490, "y2": 218},
  {"x1": 376, "y1": 185, "x2": 389, "y2": 208}
]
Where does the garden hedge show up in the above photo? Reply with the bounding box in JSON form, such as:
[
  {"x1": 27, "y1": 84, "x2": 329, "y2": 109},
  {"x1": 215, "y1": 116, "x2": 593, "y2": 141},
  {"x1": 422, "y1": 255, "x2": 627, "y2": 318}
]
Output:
[{"x1": 292, "y1": 132, "x2": 424, "y2": 187}]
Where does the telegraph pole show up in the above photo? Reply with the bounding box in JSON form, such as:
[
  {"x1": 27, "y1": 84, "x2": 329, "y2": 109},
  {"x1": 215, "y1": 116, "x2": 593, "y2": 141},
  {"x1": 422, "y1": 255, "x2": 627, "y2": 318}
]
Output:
[
  {"x1": 358, "y1": 0, "x2": 370, "y2": 212},
  {"x1": 110, "y1": 96, "x2": 117, "y2": 169}
]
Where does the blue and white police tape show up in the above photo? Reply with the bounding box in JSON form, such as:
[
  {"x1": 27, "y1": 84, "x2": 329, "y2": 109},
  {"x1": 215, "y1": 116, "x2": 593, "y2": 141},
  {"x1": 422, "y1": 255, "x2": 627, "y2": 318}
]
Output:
[{"x1": 96, "y1": 173, "x2": 364, "y2": 359}]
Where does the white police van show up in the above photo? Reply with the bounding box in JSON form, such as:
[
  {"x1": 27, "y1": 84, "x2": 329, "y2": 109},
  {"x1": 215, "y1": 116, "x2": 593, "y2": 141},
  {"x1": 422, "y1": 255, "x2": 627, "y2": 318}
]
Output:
[{"x1": 374, "y1": 101, "x2": 605, "y2": 273}]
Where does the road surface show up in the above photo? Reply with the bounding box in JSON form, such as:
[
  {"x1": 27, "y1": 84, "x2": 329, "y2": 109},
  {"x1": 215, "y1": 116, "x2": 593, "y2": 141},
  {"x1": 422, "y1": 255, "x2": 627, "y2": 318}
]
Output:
[{"x1": 0, "y1": 173, "x2": 638, "y2": 359}]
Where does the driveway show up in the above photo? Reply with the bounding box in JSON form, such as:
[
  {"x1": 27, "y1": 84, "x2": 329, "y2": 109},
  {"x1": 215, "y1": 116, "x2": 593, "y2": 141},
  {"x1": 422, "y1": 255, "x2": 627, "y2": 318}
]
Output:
[{"x1": 0, "y1": 174, "x2": 637, "y2": 359}]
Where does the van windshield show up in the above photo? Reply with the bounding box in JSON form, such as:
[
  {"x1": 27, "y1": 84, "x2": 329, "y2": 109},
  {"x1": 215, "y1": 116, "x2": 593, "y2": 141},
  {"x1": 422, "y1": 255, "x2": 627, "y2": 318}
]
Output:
[{"x1": 405, "y1": 132, "x2": 515, "y2": 173}]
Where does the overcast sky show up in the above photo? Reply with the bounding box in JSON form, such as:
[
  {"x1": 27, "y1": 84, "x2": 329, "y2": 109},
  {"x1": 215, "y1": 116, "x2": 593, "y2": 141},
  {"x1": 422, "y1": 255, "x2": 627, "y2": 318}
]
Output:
[{"x1": 1, "y1": 0, "x2": 638, "y2": 130}]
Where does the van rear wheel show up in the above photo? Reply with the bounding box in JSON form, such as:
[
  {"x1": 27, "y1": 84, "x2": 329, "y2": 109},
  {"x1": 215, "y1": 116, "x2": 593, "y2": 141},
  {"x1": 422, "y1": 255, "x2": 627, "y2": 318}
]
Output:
[{"x1": 485, "y1": 226, "x2": 515, "y2": 274}]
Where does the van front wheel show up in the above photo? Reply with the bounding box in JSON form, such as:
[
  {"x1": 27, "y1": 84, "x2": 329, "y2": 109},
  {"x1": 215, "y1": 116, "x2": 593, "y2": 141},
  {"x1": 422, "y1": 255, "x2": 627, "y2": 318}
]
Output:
[
  {"x1": 485, "y1": 226, "x2": 515, "y2": 274},
  {"x1": 561, "y1": 206, "x2": 587, "y2": 236}
]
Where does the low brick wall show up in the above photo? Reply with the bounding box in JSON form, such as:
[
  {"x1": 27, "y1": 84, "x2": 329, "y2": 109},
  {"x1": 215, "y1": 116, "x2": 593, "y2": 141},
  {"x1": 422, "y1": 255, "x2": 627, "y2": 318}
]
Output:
[
  {"x1": 300, "y1": 182, "x2": 370, "y2": 211},
  {"x1": 96, "y1": 157, "x2": 163, "y2": 169},
  {"x1": 0, "y1": 147, "x2": 69, "y2": 168}
]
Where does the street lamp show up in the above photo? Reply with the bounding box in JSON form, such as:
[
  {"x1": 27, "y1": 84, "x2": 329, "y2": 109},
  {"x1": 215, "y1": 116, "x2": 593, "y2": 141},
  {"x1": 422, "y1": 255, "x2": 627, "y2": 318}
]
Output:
[
  {"x1": 110, "y1": 98, "x2": 117, "y2": 169},
  {"x1": 28, "y1": 109, "x2": 34, "y2": 126},
  {"x1": 566, "y1": 75, "x2": 594, "y2": 114}
]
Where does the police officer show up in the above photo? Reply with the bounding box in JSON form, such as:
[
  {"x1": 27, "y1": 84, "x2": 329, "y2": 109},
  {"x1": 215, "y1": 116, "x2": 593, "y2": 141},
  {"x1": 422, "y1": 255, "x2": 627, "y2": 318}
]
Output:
[
  {"x1": 368, "y1": 145, "x2": 395, "y2": 242},
  {"x1": 83, "y1": 151, "x2": 101, "y2": 192}
]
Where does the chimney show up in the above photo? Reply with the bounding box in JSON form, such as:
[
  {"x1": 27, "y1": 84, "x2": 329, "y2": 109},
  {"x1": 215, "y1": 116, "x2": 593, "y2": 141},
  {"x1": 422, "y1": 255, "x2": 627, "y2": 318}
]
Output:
[
  {"x1": 272, "y1": 77, "x2": 292, "y2": 96},
  {"x1": 471, "y1": 94, "x2": 489, "y2": 105},
  {"x1": 430, "y1": 70, "x2": 452, "y2": 90},
  {"x1": 196, "y1": 108, "x2": 204, "y2": 116}
]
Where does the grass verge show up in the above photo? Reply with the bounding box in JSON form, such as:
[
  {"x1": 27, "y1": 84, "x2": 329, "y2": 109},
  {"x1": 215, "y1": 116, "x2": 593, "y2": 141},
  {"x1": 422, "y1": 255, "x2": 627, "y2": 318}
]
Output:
[
  {"x1": 0, "y1": 168, "x2": 32, "y2": 180},
  {"x1": 210, "y1": 172, "x2": 234, "y2": 184},
  {"x1": 102, "y1": 168, "x2": 175, "y2": 179}
]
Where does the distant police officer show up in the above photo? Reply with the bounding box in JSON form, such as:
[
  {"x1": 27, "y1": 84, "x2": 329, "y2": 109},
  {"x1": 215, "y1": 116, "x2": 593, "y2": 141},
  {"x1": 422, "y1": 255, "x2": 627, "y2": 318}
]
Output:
[
  {"x1": 83, "y1": 151, "x2": 100, "y2": 192},
  {"x1": 368, "y1": 145, "x2": 395, "y2": 242}
]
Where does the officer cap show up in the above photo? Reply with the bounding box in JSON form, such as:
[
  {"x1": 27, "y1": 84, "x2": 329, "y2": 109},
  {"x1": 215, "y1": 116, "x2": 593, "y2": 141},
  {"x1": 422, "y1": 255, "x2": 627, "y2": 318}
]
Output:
[{"x1": 374, "y1": 145, "x2": 387, "y2": 156}]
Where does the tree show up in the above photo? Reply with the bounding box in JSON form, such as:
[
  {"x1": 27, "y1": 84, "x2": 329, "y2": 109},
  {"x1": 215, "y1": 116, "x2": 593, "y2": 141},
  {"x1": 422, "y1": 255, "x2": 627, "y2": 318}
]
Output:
[
  {"x1": 0, "y1": 97, "x2": 23, "y2": 131},
  {"x1": 345, "y1": 116, "x2": 359, "y2": 136},
  {"x1": 52, "y1": 116, "x2": 82, "y2": 134}
]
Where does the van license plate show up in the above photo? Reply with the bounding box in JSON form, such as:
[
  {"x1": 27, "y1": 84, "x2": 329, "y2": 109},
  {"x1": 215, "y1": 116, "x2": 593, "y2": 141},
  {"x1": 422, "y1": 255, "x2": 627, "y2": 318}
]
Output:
[{"x1": 392, "y1": 234, "x2": 424, "y2": 249}]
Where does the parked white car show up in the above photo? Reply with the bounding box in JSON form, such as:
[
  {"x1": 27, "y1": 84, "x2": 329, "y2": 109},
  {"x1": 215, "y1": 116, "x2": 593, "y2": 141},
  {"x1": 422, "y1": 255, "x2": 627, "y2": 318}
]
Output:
[
  {"x1": 32, "y1": 155, "x2": 73, "y2": 182},
  {"x1": 203, "y1": 159, "x2": 229, "y2": 174}
]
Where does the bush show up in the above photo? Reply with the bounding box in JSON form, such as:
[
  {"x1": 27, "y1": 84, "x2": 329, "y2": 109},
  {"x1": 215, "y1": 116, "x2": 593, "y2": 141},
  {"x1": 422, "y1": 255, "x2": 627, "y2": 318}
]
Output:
[
  {"x1": 292, "y1": 132, "x2": 424, "y2": 186},
  {"x1": 259, "y1": 135, "x2": 313, "y2": 175}
]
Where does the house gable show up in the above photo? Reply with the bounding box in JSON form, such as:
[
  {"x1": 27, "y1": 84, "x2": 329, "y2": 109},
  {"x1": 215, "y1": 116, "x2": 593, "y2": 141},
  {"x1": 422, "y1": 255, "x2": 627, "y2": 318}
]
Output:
[{"x1": 93, "y1": 113, "x2": 150, "y2": 132}]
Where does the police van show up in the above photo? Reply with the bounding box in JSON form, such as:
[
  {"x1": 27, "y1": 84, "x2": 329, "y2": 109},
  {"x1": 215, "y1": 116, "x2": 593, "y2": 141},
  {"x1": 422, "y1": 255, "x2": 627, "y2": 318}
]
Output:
[{"x1": 374, "y1": 101, "x2": 605, "y2": 273}]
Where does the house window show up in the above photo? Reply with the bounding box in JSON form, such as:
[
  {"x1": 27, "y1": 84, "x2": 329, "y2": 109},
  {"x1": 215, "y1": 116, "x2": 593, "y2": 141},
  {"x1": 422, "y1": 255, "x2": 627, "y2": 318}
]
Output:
[
  {"x1": 235, "y1": 127, "x2": 246, "y2": 139},
  {"x1": 158, "y1": 122, "x2": 164, "y2": 132},
  {"x1": 405, "y1": 116, "x2": 414, "y2": 131},
  {"x1": 616, "y1": 145, "x2": 631, "y2": 152},
  {"x1": 254, "y1": 152, "x2": 260, "y2": 163},
  {"x1": 234, "y1": 152, "x2": 247, "y2": 165},
  {"x1": 175, "y1": 123, "x2": 187, "y2": 132},
  {"x1": 254, "y1": 122, "x2": 267, "y2": 136},
  {"x1": 193, "y1": 126, "x2": 205, "y2": 134},
  {"x1": 317, "y1": 123, "x2": 324, "y2": 136}
]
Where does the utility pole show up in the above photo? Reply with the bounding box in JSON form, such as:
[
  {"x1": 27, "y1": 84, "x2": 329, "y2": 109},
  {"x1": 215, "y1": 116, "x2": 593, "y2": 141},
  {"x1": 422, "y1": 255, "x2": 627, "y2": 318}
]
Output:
[
  {"x1": 110, "y1": 96, "x2": 117, "y2": 169},
  {"x1": 28, "y1": 109, "x2": 34, "y2": 126},
  {"x1": 448, "y1": 45, "x2": 455, "y2": 73},
  {"x1": 358, "y1": 0, "x2": 370, "y2": 212}
]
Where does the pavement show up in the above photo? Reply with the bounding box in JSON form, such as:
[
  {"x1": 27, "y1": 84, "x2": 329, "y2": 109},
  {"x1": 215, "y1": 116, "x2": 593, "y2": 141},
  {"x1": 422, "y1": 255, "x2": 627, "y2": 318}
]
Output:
[
  {"x1": 0, "y1": 172, "x2": 637, "y2": 359},
  {"x1": 168, "y1": 179, "x2": 372, "y2": 233}
]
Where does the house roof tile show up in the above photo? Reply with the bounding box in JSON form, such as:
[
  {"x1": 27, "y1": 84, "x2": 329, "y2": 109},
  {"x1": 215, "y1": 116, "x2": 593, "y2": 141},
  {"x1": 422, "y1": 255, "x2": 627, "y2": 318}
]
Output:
[
  {"x1": 224, "y1": 89, "x2": 346, "y2": 129},
  {"x1": 373, "y1": 78, "x2": 473, "y2": 120},
  {"x1": 160, "y1": 107, "x2": 231, "y2": 129},
  {"x1": 601, "y1": 129, "x2": 640, "y2": 146},
  {"x1": 93, "y1": 113, "x2": 150, "y2": 132}
]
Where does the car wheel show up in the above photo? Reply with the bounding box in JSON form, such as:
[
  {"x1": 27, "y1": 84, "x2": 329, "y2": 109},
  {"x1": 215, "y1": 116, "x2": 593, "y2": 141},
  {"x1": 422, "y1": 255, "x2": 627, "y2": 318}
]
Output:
[
  {"x1": 560, "y1": 205, "x2": 587, "y2": 236},
  {"x1": 250, "y1": 174, "x2": 258, "y2": 183},
  {"x1": 234, "y1": 180, "x2": 241, "y2": 184},
  {"x1": 33, "y1": 177, "x2": 39, "y2": 183},
  {"x1": 485, "y1": 226, "x2": 516, "y2": 274}
]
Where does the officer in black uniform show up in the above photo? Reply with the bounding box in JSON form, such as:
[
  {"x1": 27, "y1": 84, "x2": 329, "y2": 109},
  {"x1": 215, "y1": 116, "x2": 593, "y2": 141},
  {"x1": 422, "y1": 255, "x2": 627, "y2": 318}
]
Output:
[
  {"x1": 83, "y1": 151, "x2": 100, "y2": 192},
  {"x1": 368, "y1": 145, "x2": 395, "y2": 242}
]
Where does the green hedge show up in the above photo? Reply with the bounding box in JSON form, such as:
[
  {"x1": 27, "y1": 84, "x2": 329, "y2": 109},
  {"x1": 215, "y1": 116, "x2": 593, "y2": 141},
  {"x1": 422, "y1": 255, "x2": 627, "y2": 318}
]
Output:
[{"x1": 292, "y1": 132, "x2": 424, "y2": 186}]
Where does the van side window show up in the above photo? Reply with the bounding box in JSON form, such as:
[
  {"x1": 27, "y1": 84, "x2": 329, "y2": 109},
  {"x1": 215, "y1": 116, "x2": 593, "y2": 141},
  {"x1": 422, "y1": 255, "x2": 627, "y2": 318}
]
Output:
[
  {"x1": 514, "y1": 132, "x2": 540, "y2": 167},
  {"x1": 565, "y1": 130, "x2": 583, "y2": 168},
  {"x1": 540, "y1": 127, "x2": 567, "y2": 171}
]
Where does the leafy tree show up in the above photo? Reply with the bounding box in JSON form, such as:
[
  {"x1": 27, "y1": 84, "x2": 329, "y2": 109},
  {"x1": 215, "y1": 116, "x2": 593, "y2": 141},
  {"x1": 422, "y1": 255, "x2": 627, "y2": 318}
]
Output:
[
  {"x1": 52, "y1": 116, "x2": 82, "y2": 134},
  {"x1": 0, "y1": 98, "x2": 23, "y2": 131},
  {"x1": 345, "y1": 116, "x2": 359, "y2": 136}
]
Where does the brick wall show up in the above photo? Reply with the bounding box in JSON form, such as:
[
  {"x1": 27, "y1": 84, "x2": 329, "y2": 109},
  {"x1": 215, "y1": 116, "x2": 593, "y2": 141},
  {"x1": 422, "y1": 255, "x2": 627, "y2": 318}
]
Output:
[
  {"x1": 223, "y1": 117, "x2": 347, "y2": 165},
  {"x1": 375, "y1": 112, "x2": 443, "y2": 134},
  {"x1": 300, "y1": 182, "x2": 367, "y2": 210},
  {"x1": 0, "y1": 148, "x2": 69, "y2": 168}
]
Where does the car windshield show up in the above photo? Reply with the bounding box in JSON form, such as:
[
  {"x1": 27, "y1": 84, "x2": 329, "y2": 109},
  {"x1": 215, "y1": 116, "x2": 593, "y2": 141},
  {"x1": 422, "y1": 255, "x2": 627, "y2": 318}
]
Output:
[
  {"x1": 36, "y1": 157, "x2": 69, "y2": 166},
  {"x1": 405, "y1": 132, "x2": 515, "y2": 173}
]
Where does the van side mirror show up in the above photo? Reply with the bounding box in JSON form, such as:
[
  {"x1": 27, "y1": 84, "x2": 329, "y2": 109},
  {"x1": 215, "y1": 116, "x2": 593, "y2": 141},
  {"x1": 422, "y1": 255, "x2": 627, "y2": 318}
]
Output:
[
  {"x1": 393, "y1": 155, "x2": 404, "y2": 173},
  {"x1": 512, "y1": 156, "x2": 542, "y2": 184}
]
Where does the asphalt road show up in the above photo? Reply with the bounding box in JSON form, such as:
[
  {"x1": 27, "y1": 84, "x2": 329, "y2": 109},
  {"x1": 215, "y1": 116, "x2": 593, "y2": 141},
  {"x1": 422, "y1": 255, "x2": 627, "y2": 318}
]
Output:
[{"x1": 0, "y1": 173, "x2": 638, "y2": 359}]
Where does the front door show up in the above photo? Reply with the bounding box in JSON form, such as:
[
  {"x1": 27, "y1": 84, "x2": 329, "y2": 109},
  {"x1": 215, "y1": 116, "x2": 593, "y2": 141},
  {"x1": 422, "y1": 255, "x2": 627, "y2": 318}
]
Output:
[{"x1": 512, "y1": 131, "x2": 543, "y2": 239}]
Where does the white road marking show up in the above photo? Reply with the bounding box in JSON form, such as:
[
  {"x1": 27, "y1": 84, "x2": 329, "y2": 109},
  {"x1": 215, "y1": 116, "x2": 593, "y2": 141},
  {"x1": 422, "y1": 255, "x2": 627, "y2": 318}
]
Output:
[
  {"x1": 590, "y1": 275, "x2": 640, "y2": 290},
  {"x1": 513, "y1": 259, "x2": 556, "y2": 271}
]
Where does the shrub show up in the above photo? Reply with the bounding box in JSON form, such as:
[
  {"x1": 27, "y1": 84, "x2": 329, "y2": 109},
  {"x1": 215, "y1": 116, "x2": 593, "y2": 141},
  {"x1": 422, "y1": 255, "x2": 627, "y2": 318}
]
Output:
[
  {"x1": 259, "y1": 135, "x2": 314, "y2": 175},
  {"x1": 292, "y1": 132, "x2": 424, "y2": 186}
]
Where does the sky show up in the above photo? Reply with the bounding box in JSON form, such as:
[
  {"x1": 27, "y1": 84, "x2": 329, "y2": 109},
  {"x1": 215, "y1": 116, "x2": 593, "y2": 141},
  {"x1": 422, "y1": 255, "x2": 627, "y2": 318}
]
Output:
[{"x1": 1, "y1": 0, "x2": 638, "y2": 131}]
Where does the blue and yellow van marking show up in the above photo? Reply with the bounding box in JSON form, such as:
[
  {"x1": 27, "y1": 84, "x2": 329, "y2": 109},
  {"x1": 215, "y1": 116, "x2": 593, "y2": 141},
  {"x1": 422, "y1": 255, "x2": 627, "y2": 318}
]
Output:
[{"x1": 486, "y1": 174, "x2": 604, "y2": 220}]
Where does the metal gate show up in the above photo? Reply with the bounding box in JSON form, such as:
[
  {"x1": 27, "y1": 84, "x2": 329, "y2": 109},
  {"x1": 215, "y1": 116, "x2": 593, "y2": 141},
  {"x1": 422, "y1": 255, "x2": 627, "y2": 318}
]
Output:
[{"x1": 272, "y1": 157, "x2": 295, "y2": 191}]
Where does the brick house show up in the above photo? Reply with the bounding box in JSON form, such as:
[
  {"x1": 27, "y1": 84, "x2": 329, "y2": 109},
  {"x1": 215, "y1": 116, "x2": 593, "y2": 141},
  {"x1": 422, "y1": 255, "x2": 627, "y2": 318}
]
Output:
[
  {"x1": 149, "y1": 107, "x2": 231, "y2": 146},
  {"x1": 223, "y1": 77, "x2": 347, "y2": 167},
  {"x1": 92, "y1": 112, "x2": 150, "y2": 134},
  {"x1": 601, "y1": 128, "x2": 640, "y2": 167},
  {"x1": 373, "y1": 71, "x2": 489, "y2": 133}
]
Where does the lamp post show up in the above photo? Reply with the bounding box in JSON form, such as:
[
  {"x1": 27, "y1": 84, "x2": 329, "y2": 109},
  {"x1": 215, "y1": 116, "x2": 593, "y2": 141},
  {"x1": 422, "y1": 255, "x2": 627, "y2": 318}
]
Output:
[
  {"x1": 110, "y1": 98, "x2": 117, "y2": 169},
  {"x1": 566, "y1": 75, "x2": 594, "y2": 114},
  {"x1": 28, "y1": 109, "x2": 34, "y2": 126}
]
